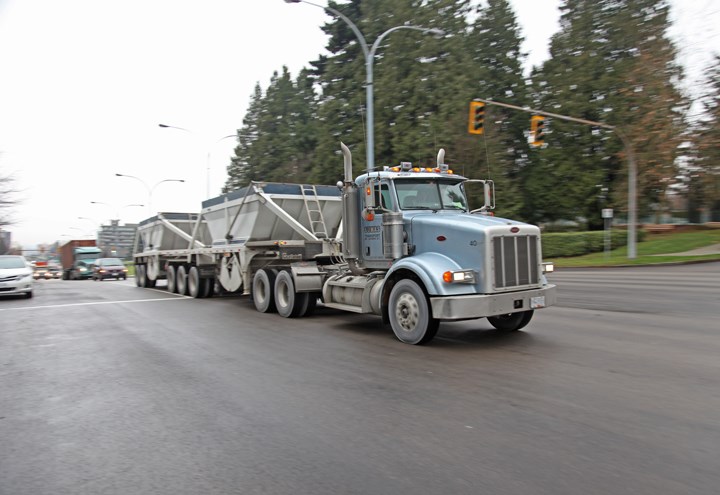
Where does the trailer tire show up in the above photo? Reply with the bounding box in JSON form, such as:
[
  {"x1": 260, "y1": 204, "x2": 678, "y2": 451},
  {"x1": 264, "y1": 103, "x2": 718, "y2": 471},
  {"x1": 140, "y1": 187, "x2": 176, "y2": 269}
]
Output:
[
  {"x1": 176, "y1": 265, "x2": 189, "y2": 295},
  {"x1": 200, "y1": 277, "x2": 215, "y2": 298},
  {"x1": 188, "y1": 266, "x2": 203, "y2": 298},
  {"x1": 487, "y1": 310, "x2": 534, "y2": 331},
  {"x1": 388, "y1": 279, "x2": 439, "y2": 345},
  {"x1": 137, "y1": 265, "x2": 146, "y2": 287},
  {"x1": 274, "y1": 270, "x2": 309, "y2": 318},
  {"x1": 252, "y1": 269, "x2": 277, "y2": 313},
  {"x1": 166, "y1": 265, "x2": 177, "y2": 293},
  {"x1": 302, "y1": 292, "x2": 319, "y2": 317}
]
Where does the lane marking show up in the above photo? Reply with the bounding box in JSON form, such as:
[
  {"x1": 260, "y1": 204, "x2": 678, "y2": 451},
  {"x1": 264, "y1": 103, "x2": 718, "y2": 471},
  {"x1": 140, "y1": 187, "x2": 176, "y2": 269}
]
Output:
[{"x1": 0, "y1": 295, "x2": 192, "y2": 312}]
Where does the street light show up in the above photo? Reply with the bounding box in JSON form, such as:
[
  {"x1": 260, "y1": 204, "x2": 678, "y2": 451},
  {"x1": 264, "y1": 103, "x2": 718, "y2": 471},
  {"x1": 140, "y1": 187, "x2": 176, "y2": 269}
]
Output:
[
  {"x1": 285, "y1": 0, "x2": 444, "y2": 173},
  {"x1": 114, "y1": 174, "x2": 185, "y2": 214},
  {"x1": 159, "y1": 124, "x2": 237, "y2": 198}
]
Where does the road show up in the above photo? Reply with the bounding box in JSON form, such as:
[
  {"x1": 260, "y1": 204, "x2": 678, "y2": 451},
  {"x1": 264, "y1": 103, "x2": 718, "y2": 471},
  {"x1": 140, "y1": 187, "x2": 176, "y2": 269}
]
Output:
[{"x1": 1, "y1": 263, "x2": 718, "y2": 495}]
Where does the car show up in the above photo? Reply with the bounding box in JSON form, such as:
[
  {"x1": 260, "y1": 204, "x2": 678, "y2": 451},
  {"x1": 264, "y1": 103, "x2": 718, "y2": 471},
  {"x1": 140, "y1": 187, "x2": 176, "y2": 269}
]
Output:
[
  {"x1": 91, "y1": 258, "x2": 128, "y2": 281},
  {"x1": 0, "y1": 255, "x2": 34, "y2": 298}
]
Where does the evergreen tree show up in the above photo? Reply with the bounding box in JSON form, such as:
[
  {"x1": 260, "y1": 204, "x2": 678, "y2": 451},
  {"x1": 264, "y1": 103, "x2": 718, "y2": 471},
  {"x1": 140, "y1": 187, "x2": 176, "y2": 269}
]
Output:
[
  {"x1": 527, "y1": 0, "x2": 686, "y2": 228},
  {"x1": 463, "y1": 0, "x2": 528, "y2": 217}
]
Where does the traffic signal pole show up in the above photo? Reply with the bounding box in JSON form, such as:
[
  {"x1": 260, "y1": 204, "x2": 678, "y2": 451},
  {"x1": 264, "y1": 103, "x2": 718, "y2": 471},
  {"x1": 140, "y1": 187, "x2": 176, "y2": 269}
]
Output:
[{"x1": 470, "y1": 98, "x2": 637, "y2": 259}]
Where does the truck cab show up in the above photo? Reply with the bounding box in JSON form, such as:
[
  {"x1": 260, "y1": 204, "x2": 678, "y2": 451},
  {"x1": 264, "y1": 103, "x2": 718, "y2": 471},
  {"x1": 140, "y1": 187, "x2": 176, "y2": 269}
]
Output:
[{"x1": 326, "y1": 144, "x2": 556, "y2": 344}]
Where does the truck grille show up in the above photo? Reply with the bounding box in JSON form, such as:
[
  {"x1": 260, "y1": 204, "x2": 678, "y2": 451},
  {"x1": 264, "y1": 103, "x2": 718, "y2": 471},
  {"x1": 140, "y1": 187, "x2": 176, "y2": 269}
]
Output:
[{"x1": 493, "y1": 235, "x2": 539, "y2": 289}]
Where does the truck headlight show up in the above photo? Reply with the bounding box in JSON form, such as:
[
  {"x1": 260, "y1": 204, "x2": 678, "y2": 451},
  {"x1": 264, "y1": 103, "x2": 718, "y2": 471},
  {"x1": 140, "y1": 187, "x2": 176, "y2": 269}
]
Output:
[
  {"x1": 542, "y1": 262, "x2": 554, "y2": 273},
  {"x1": 442, "y1": 270, "x2": 476, "y2": 284}
]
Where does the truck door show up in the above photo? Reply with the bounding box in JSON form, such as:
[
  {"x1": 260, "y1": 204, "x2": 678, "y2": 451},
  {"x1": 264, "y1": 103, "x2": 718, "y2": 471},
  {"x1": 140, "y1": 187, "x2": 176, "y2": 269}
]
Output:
[{"x1": 360, "y1": 179, "x2": 394, "y2": 262}]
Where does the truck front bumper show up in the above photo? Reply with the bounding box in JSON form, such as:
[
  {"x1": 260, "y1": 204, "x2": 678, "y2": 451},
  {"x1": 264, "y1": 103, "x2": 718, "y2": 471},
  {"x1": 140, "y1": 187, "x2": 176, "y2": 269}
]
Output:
[{"x1": 430, "y1": 284, "x2": 557, "y2": 320}]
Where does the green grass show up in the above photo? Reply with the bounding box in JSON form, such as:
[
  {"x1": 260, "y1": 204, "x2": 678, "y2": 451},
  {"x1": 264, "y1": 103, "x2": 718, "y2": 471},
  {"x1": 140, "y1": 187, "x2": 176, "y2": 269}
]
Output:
[{"x1": 551, "y1": 229, "x2": 720, "y2": 267}]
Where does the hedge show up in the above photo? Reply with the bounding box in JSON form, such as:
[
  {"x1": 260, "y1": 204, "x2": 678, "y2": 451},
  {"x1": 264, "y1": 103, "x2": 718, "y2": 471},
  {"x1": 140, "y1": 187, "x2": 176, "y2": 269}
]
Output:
[{"x1": 541, "y1": 230, "x2": 646, "y2": 258}]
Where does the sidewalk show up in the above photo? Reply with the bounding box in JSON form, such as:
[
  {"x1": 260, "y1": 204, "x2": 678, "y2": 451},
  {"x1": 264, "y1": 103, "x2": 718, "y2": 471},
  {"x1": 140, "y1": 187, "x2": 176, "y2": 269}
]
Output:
[{"x1": 655, "y1": 243, "x2": 720, "y2": 256}]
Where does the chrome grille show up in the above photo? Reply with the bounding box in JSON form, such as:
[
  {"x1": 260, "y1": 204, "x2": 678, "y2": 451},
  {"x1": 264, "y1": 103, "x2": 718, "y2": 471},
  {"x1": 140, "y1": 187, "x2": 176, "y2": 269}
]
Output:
[{"x1": 493, "y1": 235, "x2": 539, "y2": 289}]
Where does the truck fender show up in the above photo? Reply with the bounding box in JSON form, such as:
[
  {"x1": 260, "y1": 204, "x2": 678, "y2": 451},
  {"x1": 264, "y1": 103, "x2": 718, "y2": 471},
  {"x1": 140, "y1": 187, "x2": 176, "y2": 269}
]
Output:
[{"x1": 386, "y1": 252, "x2": 463, "y2": 297}]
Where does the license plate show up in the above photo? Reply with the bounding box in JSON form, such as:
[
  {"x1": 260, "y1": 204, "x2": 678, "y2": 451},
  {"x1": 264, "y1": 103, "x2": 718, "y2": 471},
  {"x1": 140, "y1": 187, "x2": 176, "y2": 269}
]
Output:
[{"x1": 531, "y1": 296, "x2": 545, "y2": 309}]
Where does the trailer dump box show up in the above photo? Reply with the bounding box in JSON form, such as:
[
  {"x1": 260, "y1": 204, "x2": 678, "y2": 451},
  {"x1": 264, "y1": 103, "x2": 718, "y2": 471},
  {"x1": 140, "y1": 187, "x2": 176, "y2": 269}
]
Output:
[
  {"x1": 200, "y1": 182, "x2": 343, "y2": 246},
  {"x1": 137, "y1": 212, "x2": 210, "y2": 251}
]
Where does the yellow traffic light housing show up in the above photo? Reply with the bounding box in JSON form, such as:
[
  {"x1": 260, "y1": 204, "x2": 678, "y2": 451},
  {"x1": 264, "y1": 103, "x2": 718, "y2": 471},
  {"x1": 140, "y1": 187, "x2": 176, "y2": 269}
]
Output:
[
  {"x1": 530, "y1": 115, "x2": 545, "y2": 147},
  {"x1": 468, "y1": 101, "x2": 485, "y2": 135}
]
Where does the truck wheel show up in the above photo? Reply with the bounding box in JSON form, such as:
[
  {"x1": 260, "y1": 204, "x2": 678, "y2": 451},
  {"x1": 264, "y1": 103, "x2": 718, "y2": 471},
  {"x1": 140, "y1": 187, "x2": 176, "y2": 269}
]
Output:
[
  {"x1": 188, "y1": 266, "x2": 203, "y2": 298},
  {"x1": 388, "y1": 279, "x2": 439, "y2": 345},
  {"x1": 252, "y1": 269, "x2": 277, "y2": 313},
  {"x1": 166, "y1": 265, "x2": 177, "y2": 293},
  {"x1": 274, "y1": 270, "x2": 309, "y2": 318},
  {"x1": 176, "y1": 266, "x2": 189, "y2": 295},
  {"x1": 487, "y1": 310, "x2": 534, "y2": 331}
]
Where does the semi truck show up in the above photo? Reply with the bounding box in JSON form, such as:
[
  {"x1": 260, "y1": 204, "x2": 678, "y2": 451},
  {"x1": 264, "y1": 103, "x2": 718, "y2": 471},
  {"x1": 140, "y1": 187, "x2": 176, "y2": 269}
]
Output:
[
  {"x1": 132, "y1": 145, "x2": 556, "y2": 344},
  {"x1": 59, "y1": 239, "x2": 103, "y2": 280}
]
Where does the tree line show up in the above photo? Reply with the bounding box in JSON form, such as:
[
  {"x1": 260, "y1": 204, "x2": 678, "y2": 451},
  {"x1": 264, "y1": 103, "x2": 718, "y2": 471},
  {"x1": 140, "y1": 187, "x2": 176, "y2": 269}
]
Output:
[{"x1": 223, "y1": 0, "x2": 719, "y2": 229}]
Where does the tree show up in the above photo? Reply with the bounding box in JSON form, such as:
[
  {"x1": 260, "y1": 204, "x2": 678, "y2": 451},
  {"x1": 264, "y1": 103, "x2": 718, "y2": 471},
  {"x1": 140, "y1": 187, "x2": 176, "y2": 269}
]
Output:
[
  {"x1": 527, "y1": 0, "x2": 686, "y2": 228},
  {"x1": 693, "y1": 55, "x2": 720, "y2": 221},
  {"x1": 0, "y1": 163, "x2": 20, "y2": 230}
]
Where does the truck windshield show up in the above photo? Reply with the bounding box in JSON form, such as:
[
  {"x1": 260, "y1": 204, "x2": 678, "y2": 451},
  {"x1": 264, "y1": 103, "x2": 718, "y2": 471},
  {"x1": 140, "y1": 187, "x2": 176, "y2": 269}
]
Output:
[
  {"x1": 395, "y1": 179, "x2": 468, "y2": 211},
  {"x1": 77, "y1": 253, "x2": 100, "y2": 261}
]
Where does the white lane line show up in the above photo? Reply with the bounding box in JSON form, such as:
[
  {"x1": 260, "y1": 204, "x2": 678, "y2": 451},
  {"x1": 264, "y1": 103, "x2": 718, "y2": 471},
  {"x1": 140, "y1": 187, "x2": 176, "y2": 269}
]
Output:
[{"x1": 0, "y1": 295, "x2": 192, "y2": 312}]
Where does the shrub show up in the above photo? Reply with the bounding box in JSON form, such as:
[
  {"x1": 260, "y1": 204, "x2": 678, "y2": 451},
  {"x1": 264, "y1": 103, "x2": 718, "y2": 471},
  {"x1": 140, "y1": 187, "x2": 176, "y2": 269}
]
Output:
[{"x1": 541, "y1": 230, "x2": 644, "y2": 258}]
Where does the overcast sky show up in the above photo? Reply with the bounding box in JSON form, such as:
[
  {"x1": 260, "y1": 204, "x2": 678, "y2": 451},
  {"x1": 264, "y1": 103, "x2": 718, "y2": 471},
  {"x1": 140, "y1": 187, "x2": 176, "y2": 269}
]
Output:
[{"x1": 1, "y1": 0, "x2": 718, "y2": 248}]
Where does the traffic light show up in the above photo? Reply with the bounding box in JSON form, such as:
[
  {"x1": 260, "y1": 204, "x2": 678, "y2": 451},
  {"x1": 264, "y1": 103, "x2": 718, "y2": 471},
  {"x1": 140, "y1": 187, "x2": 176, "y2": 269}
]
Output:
[
  {"x1": 530, "y1": 115, "x2": 545, "y2": 147},
  {"x1": 468, "y1": 101, "x2": 485, "y2": 135}
]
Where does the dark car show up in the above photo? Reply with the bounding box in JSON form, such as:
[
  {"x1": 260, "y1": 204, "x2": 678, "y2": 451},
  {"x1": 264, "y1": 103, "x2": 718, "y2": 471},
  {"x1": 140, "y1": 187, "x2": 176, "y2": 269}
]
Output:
[{"x1": 92, "y1": 258, "x2": 128, "y2": 281}]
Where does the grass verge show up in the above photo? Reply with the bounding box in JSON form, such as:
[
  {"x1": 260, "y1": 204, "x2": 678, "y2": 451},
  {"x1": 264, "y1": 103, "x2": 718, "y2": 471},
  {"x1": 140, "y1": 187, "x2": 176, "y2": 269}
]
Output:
[{"x1": 550, "y1": 229, "x2": 720, "y2": 267}]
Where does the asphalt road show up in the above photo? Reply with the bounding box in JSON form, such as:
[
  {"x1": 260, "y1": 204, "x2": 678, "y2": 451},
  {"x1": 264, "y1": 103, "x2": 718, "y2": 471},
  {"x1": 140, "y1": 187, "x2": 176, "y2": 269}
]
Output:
[{"x1": 1, "y1": 262, "x2": 718, "y2": 495}]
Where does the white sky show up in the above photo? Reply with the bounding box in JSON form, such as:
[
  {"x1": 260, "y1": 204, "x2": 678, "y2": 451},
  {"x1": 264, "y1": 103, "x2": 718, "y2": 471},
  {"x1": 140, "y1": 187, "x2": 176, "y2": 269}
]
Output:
[{"x1": 1, "y1": 0, "x2": 718, "y2": 248}]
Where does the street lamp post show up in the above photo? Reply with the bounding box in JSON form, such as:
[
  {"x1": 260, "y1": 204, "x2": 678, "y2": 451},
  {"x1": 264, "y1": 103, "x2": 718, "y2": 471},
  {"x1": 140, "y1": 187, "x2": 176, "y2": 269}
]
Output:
[
  {"x1": 158, "y1": 124, "x2": 236, "y2": 198},
  {"x1": 285, "y1": 0, "x2": 444, "y2": 173},
  {"x1": 114, "y1": 174, "x2": 185, "y2": 215}
]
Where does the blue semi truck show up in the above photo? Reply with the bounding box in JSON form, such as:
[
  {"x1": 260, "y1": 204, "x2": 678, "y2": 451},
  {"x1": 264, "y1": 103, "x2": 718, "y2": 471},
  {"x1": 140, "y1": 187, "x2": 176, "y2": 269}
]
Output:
[{"x1": 133, "y1": 145, "x2": 556, "y2": 345}]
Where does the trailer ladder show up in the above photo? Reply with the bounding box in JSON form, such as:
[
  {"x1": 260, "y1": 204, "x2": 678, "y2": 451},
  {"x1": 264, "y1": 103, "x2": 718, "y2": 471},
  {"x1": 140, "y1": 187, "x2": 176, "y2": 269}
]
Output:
[{"x1": 300, "y1": 185, "x2": 329, "y2": 239}]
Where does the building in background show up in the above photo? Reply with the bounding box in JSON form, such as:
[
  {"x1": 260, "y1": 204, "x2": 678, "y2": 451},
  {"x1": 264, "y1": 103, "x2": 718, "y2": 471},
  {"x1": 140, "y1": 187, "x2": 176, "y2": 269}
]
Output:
[{"x1": 97, "y1": 220, "x2": 138, "y2": 259}]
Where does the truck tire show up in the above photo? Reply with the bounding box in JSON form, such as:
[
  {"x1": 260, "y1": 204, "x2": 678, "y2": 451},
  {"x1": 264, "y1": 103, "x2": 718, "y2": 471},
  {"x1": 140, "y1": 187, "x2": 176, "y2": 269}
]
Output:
[
  {"x1": 274, "y1": 270, "x2": 309, "y2": 318},
  {"x1": 487, "y1": 310, "x2": 534, "y2": 331},
  {"x1": 188, "y1": 266, "x2": 203, "y2": 298},
  {"x1": 252, "y1": 269, "x2": 277, "y2": 313},
  {"x1": 388, "y1": 279, "x2": 439, "y2": 345},
  {"x1": 176, "y1": 265, "x2": 189, "y2": 295},
  {"x1": 166, "y1": 265, "x2": 177, "y2": 293}
]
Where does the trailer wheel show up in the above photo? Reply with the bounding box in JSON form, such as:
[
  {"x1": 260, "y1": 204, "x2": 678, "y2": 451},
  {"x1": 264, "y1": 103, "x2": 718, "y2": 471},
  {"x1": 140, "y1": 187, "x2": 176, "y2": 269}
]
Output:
[
  {"x1": 487, "y1": 310, "x2": 534, "y2": 331},
  {"x1": 137, "y1": 265, "x2": 147, "y2": 287},
  {"x1": 252, "y1": 269, "x2": 277, "y2": 313},
  {"x1": 388, "y1": 279, "x2": 439, "y2": 345},
  {"x1": 188, "y1": 266, "x2": 203, "y2": 298},
  {"x1": 200, "y1": 277, "x2": 215, "y2": 298},
  {"x1": 274, "y1": 270, "x2": 309, "y2": 318},
  {"x1": 176, "y1": 265, "x2": 189, "y2": 295},
  {"x1": 166, "y1": 265, "x2": 177, "y2": 293}
]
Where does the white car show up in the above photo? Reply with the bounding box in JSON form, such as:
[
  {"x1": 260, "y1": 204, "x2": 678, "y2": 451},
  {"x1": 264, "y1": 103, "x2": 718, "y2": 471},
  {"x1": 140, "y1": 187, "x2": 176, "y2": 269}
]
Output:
[{"x1": 0, "y1": 255, "x2": 34, "y2": 299}]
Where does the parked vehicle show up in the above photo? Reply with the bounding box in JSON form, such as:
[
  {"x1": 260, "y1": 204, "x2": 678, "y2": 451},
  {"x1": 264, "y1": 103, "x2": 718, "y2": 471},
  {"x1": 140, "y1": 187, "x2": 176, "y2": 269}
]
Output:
[
  {"x1": 0, "y1": 255, "x2": 33, "y2": 298},
  {"x1": 132, "y1": 146, "x2": 556, "y2": 345},
  {"x1": 59, "y1": 240, "x2": 102, "y2": 280},
  {"x1": 91, "y1": 258, "x2": 128, "y2": 281}
]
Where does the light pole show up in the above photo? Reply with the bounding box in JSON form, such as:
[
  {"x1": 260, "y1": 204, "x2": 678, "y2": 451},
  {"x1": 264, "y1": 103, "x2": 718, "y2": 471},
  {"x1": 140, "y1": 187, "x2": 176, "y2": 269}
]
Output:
[
  {"x1": 114, "y1": 174, "x2": 185, "y2": 215},
  {"x1": 285, "y1": 0, "x2": 444, "y2": 173},
  {"x1": 158, "y1": 124, "x2": 236, "y2": 197},
  {"x1": 89, "y1": 202, "x2": 144, "y2": 220}
]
